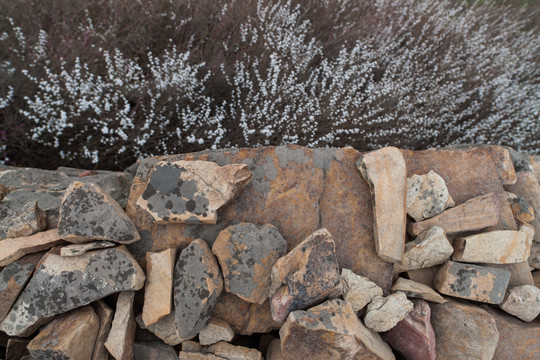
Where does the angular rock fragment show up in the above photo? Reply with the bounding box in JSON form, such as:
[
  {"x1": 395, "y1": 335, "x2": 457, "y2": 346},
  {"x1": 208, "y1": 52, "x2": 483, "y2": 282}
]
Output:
[
  {"x1": 406, "y1": 266, "x2": 440, "y2": 288},
  {"x1": 407, "y1": 170, "x2": 454, "y2": 222},
  {"x1": 452, "y1": 230, "x2": 532, "y2": 264},
  {"x1": 529, "y1": 241, "x2": 540, "y2": 269},
  {"x1": 60, "y1": 241, "x2": 116, "y2": 257},
  {"x1": 391, "y1": 277, "x2": 446, "y2": 304},
  {"x1": 0, "y1": 229, "x2": 64, "y2": 267},
  {"x1": 0, "y1": 201, "x2": 46, "y2": 239},
  {"x1": 137, "y1": 160, "x2": 252, "y2": 224},
  {"x1": 357, "y1": 147, "x2": 406, "y2": 263},
  {"x1": 382, "y1": 299, "x2": 436, "y2": 360},
  {"x1": 341, "y1": 268, "x2": 383, "y2": 312},
  {"x1": 499, "y1": 285, "x2": 540, "y2": 322},
  {"x1": 27, "y1": 306, "x2": 99, "y2": 360},
  {"x1": 136, "y1": 313, "x2": 181, "y2": 346},
  {"x1": 174, "y1": 239, "x2": 223, "y2": 340},
  {"x1": 1, "y1": 245, "x2": 145, "y2": 336},
  {"x1": 143, "y1": 248, "x2": 176, "y2": 326},
  {"x1": 280, "y1": 299, "x2": 395, "y2": 360},
  {"x1": 434, "y1": 261, "x2": 510, "y2": 304},
  {"x1": 198, "y1": 318, "x2": 235, "y2": 346},
  {"x1": 486, "y1": 192, "x2": 518, "y2": 231},
  {"x1": 0, "y1": 188, "x2": 64, "y2": 229},
  {"x1": 408, "y1": 193, "x2": 501, "y2": 237},
  {"x1": 212, "y1": 223, "x2": 287, "y2": 304},
  {"x1": 364, "y1": 292, "x2": 414, "y2": 332},
  {"x1": 505, "y1": 171, "x2": 540, "y2": 242},
  {"x1": 182, "y1": 341, "x2": 203, "y2": 353},
  {"x1": 266, "y1": 339, "x2": 284, "y2": 360},
  {"x1": 133, "y1": 342, "x2": 179, "y2": 360},
  {"x1": 506, "y1": 192, "x2": 535, "y2": 224},
  {"x1": 105, "y1": 291, "x2": 136, "y2": 360},
  {"x1": 431, "y1": 300, "x2": 498, "y2": 360},
  {"x1": 207, "y1": 341, "x2": 263, "y2": 360},
  {"x1": 6, "y1": 338, "x2": 30, "y2": 360},
  {"x1": 394, "y1": 226, "x2": 453, "y2": 273},
  {"x1": 58, "y1": 181, "x2": 140, "y2": 244},
  {"x1": 486, "y1": 262, "x2": 534, "y2": 286},
  {"x1": 270, "y1": 228, "x2": 341, "y2": 323},
  {"x1": 91, "y1": 300, "x2": 114, "y2": 360}
]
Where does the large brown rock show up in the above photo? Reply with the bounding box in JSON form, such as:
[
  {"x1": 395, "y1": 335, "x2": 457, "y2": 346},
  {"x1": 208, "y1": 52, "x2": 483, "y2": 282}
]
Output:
[
  {"x1": 506, "y1": 171, "x2": 540, "y2": 242},
  {"x1": 105, "y1": 291, "x2": 136, "y2": 360},
  {"x1": 280, "y1": 299, "x2": 395, "y2": 360},
  {"x1": 357, "y1": 147, "x2": 406, "y2": 263},
  {"x1": 0, "y1": 201, "x2": 46, "y2": 239},
  {"x1": 142, "y1": 248, "x2": 176, "y2": 326},
  {"x1": 0, "y1": 229, "x2": 64, "y2": 267}
]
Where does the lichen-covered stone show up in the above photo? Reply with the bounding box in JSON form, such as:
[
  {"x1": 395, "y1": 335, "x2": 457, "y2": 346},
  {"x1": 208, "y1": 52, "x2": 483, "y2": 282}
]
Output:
[
  {"x1": 487, "y1": 262, "x2": 534, "y2": 286},
  {"x1": 143, "y1": 248, "x2": 176, "y2": 326},
  {"x1": 27, "y1": 306, "x2": 99, "y2": 360},
  {"x1": 391, "y1": 277, "x2": 446, "y2": 304},
  {"x1": 506, "y1": 192, "x2": 535, "y2": 224},
  {"x1": 434, "y1": 261, "x2": 510, "y2": 304},
  {"x1": 280, "y1": 299, "x2": 395, "y2": 360},
  {"x1": 91, "y1": 300, "x2": 114, "y2": 360},
  {"x1": 499, "y1": 285, "x2": 540, "y2": 322},
  {"x1": 270, "y1": 228, "x2": 341, "y2": 323},
  {"x1": 364, "y1": 292, "x2": 414, "y2": 332},
  {"x1": 212, "y1": 223, "x2": 287, "y2": 304},
  {"x1": 133, "y1": 342, "x2": 179, "y2": 360},
  {"x1": 407, "y1": 171, "x2": 454, "y2": 222},
  {"x1": 505, "y1": 171, "x2": 540, "y2": 242},
  {"x1": 137, "y1": 160, "x2": 252, "y2": 224},
  {"x1": 198, "y1": 318, "x2": 234, "y2": 346},
  {"x1": 136, "y1": 313, "x2": 181, "y2": 346},
  {"x1": 174, "y1": 239, "x2": 223, "y2": 340},
  {"x1": 341, "y1": 268, "x2": 383, "y2": 312},
  {"x1": 0, "y1": 229, "x2": 64, "y2": 267},
  {"x1": 0, "y1": 245, "x2": 145, "y2": 336},
  {"x1": 105, "y1": 291, "x2": 136, "y2": 360},
  {"x1": 357, "y1": 147, "x2": 406, "y2": 263},
  {"x1": 60, "y1": 241, "x2": 116, "y2": 257},
  {"x1": 0, "y1": 188, "x2": 64, "y2": 229},
  {"x1": 0, "y1": 201, "x2": 46, "y2": 239},
  {"x1": 58, "y1": 181, "x2": 140, "y2": 244}
]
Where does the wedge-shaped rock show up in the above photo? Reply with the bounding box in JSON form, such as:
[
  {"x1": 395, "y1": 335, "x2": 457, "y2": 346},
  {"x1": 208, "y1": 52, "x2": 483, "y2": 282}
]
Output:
[
  {"x1": 280, "y1": 299, "x2": 395, "y2": 360},
  {"x1": 382, "y1": 299, "x2": 436, "y2": 360},
  {"x1": 133, "y1": 342, "x2": 179, "y2": 360},
  {"x1": 0, "y1": 201, "x2": 46, "y2": 239},
  {"x1": 143, "y1": 248, "x2": 176, "y2": 326},
  {"x1": 212, "y1": 223, "x2": 287, "y2": 304},
  {"x1": 27, "y1": 306, "x2": 99, "y2": 360},
  {"x1": 529, "y1": 241, "x2": 540, "y2": 269},
  {"x1": 341, "y1": 268, "x2": 383, "y2": 312},
  {"x1": 499, "y1": 285, "x2": 540, "y2": 322},
  {"x1": 1, "y1": 245, "x2": 145, "y2": 336},
  {"x1": 391, "y1": 277, "x2": 446, "y2": 304},
  {"x1": 174, "y1": 238, "x2": 223, "y2": 340},
  {"x1": 105, "y1": 291, "x2": 136, "y2": 360},
  {"x1": 395, "y1": 226, "x2": 453, "y2": 273},
  {"x1": 364, "y1": 292, "x2": 414, "y2": 332},
  {"x1": 207, "y1": 341, "x2": 263, "y2": 360},
  {"x1": 60, "y1": 240, "x2": 116, "y2": 257},
  {"x1": 506, "y1": 192, "x2": 535, "y2": 224},
  {"x1": 198, "y1": 318, "x2": 234, "y2": 346},
  {"x1": 488, "y1": 262, "x2": 534, "y2": 286},
  {"x1": 505, "y1": 171, "x2": 540, "y2": 242},
  {"x1": 407, "y1": 171, "x2": 454, "y2": 222},
  {"x1": 434, "y1": 261, "x2": 510, "y2": 304},
  {"x1": 431, "y1": 301, "x2": 498, "y2": 360},
  {"x1": 408, "y1": 193, "x2": 501, "y2": 237},
  {"x1": 136, "y1": 313, "x2": 181, "y2": 346},
  {"x1": 357, "y1": 147, "x2": 406, "y2": 263},
  {"x1": 6, "y1": 338, "x2": 30, "y2": 360},
  {"x1": 452, "y1": 230, "x2": 532, "y2": 264},
  {"x1": 0, "y1": 229, "x2": 64, "y2": 267},
  {"x1": 270, "y1": 228, "x2": 341, "y2": 323},
  {"x1": 91, "y1": 300, "x2": 114, "y2": 360},
  {"x1": 58, "y1": 181, "x2": 140, "y2": 244},
  {"x1": 137, "y1": 160, "x2": 252, "y2": 224}
]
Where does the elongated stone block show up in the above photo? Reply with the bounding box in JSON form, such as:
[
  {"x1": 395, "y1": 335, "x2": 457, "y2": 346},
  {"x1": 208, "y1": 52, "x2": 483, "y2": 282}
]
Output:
[
  {"x1": 91, "y1": 300, "x2": 114, "y2": 360},
  {"x1": 105, "y1": 291, "x2": 136, "y2": 360},
  {"x1": 391, "y1": 277, "x2": 446, "y2": 304},
  {"x1": 142, "y1": 248, "x2": 176, "y2": 326},
  {"x1": 453, "y1": 230, "x2": 532, "y2": 264},
  {"x1": 0, "y1": 229, "x2": 64, "y2": 267}
]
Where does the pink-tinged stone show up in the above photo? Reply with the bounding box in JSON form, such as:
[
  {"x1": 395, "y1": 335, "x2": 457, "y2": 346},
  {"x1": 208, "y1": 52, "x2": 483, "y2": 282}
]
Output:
[
  {"x1": 382, "y1": 299, "x2": 436, "y2": 360},
  {"x1": 505, "y1": 171, "x2": 540, "y2": 242}
]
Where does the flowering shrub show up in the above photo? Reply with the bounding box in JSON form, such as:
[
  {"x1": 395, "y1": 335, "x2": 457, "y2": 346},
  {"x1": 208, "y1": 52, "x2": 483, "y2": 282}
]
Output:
[{"x1": 0, "y1": 0, "x2": 538, "y2": 169}]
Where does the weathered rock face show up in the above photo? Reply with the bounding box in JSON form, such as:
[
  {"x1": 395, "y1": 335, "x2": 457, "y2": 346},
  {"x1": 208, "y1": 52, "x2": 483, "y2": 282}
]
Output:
[
  {"x1": 143, "y1": 248, "x2": 176, "y2": 327},
  {"x1": 407, "y1": 171, "x2": 454, "y2": 222},
  {"x1": 0, "y1": 229, "x2": 64, "y2": 267},
  {"x1": 58, "y1": 181, "x2": 140, "y2": 244},
  {"x1": 499, "y1": 285, "x2": 540, "y2": 322},
  {"x1": 137, "y1": 160, "x2": 252, "y2": 224},
  {"x1": 27, "y1": 306, "x2": 99, "y2": 360},
  {"x1": 173, "y1": 238, "x2": 223, "y2": 340},
  {"x1": 91, "y1": 300, "x2": 114, "y2": 360},
  {"x1": 136, "y1": 313, "x2": 182, "y2": 346},
  {"x1": 364, "y1": 292, "x2": 414, "y2": 332},
  {"x1": 0, "y1": 183, "x2": 7, "y2": 200},
  {"x1": 487, "y1": 262, "x2": 534, "y2": 286},
  {"x1": 212, "y1": 223, "x2": 287, "y2": 304},
  {"x1": 506, "y1": 192, "x2": 535, "y2": 224},
  {"x1": 505, "y1": 171, "x2": 540, "y2": 242},
  {"x1": 133, "y1": 342, "x2": 179, "y2": 360},
  {"x1": 0, "y1": 201, "x2": 47, "y2": 239},
  {"x1": 198, "y1": 318, "x2": 235, "y2": 346},
  {"x1": 207, "y1": 341, "x2": 263, "y2": 360},
  {"x1": 357, "y1": 147, "x2": 406, "y2": 263},
  {"x1": 280, "y1": 299, "x2": 395, "y2": 360},
  {"x1": 391, "y1": 277, "x2": 446, "y2": 304},
  {"x1": 0, "y1": 245, "x2": 145, "y2": 336},
  {"x1": 60, "y1": 240, "x2": 116, "y2": 257},
  {"x1": 530, "y1": 241, "x2": 540, "y2": 269},
  {"x1": 105, "y1": 291, "x2": 136, "y2": 360},
  {"x1": 341, "y1": 268, "x2": 383, "y2": 312}
]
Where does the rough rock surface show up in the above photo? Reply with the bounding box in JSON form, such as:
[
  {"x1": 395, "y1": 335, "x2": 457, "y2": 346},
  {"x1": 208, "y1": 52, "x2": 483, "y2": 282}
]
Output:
[
  {"x1": 0, "y1": 189, "x2": 65, "y2": 229},
  {"x1": 27, "y1": 306, "x2": 99, "y2": 360},
  {"x1": 58, "y1": 181, "x2": 140, "y2": 244},
  {"x1": 212, "y1": 223, "x2": 287, "y2": 304},
  {"x1": 0, "y1": 229, "x2": 64, "y2": 267},
  {"x1": 505, "y1": 171, "x2": 540, "y2": 242},
  {"x1": 137, "y1": 160, "x2": 252, "y2": 224},
  {"x1": 341, "y1": 268, "x2": 383, "y2": 312},
  {"x1": 0, "y1": 201, "x2": 47, "y2": 239},
  {"x1": 364, "y1": 292, "x2": 414, "y2": 332},
  {"x1": 0, "y1": 183, "x2": 7, "y2": 200},
  {"x1": 487, "y1": 262, "x2": 535, "y2": 286},
  {"x1": 530, "y1": 241, "x2": 540, "y2": 269},
  {"x1": 434, "y1": 261, "x2": 510, "y2": 304},
  {"x1": 105, "y1": 291, "x2": 136, "y2": 360},
  {"x1": 499, "y1": 285, "x2": 540, "y2": 322},
  {"x1": 407, "y1": 266, "x2": 441, "y2": 288},
  {"x1": 179, "y1": 352, "x2": 224, "y2": 359},
  {"x1": 270, "y1": 228, "x2": 341, "y2": 323},
  {"x1": 1, "y1": 245, "x2": 145, "y2": 336},
  {"x1": 266, "y1": 339, "x2": 284, "y2": 360},
  {"x1": 207, "y1": 341, "x2": 263, "y2": 360},
  {"x1": 198, "y1": 318, "x2": 235, "y2": 346},
  {"x1": 5, "y1": 338, "x2": 30, "y2": 360},
  {"x1": 143, "y1": 248, "x2": 176, "y2": 326},
  {"x1": 136, "y1": 313, "x2": 181, "y2": 346},
  {"x1": 60, "y1": 241, "x2": 116, "y2": 256},
  {"x1": 357, "y1": 147, "x2": 406, "y2": 263},
  {"x1": 133, "y1": 342, "x2": 179, "y2": 360},
  {"x1": 391, "y1": 277, "x2": 446, "y2": 304},
  {"x1": 174, "y1": 238, "x2": 223, "y2": 340},
  {"x1": 407, "y1": 170, "x2": 454, "y2": 222},
  {"x1": 506, "y1": 192, "x2": 535, "y2": 224},
  {"x1": 91, "y1": 300, "x2": 114, "y2": 360},
  {"x1": 431, "y1": 300, "x2": 499, "y2": 360},
  {"x1": 382, "y1": 299, "x2": 436, "y2": 360},
  {"x1": 280, "y1": 299, "x2": 395, "y2": 360}
]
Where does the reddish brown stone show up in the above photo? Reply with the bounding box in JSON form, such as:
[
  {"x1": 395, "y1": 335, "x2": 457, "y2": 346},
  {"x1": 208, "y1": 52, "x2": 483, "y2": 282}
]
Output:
[{"x1": 505, "y1": 171, "x2": 540, "y2": 243}]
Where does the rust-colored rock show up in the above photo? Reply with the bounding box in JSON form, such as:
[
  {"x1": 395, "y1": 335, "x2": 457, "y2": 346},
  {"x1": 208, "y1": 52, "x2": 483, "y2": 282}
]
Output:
[
  {"x1": 142, "y1": 248, "x2": 176, "y2": 326},
  {"x1": 0, "y1": 229, "x2": 64, "y2": 267},
  {"x1": 91, "y1": 300, "x2": 114, "y2": 360},
  {"x1": 505, "y1": 171, "x2": 540, "y2": 242},
  {"x1": 391, "y1": 277, "x2": 446, "y2": 304},
  {"x1": 0, "y1": 183, "x2": 7, "y2": 201},
  {"x1": 357, "y1": 147, "x2": 406, "y2": 263},
  {"x1": 105, "y1": 291, "x2": 136, "y2": 360},
  {"x1": 506, "y1": 192, "x2": 535, "y2": 224}
]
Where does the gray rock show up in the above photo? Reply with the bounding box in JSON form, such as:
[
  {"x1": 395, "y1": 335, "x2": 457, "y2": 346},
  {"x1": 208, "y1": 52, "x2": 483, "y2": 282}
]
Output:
[
  {"x1": 407, "y1": 171, "x2": 454, "y2": 222},
  {"x1": 133, "y1": 342, "x2": 179, "y2": 360},
  {"x1": 0, "y1": 189, "x2": 64, "y2": 228},
  {"x1": 0, "y1": 201, "x2": 46, "y2": 239}
]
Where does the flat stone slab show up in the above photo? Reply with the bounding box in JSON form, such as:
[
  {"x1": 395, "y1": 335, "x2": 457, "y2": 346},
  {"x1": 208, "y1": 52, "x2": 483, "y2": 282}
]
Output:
[
  {"x1": 137, "y1": 160, "x2": 252, "y2": 224},
  {"x1": 0, "y1": 229, "x2": 65, "y2": 267},
  {"x1": 105, "y1": 291, "x2": 136, "y2": 360},
  {"x1": 357, "y1": 147, "x2": 406, "y2": 263},
  {"x1": 453, "y1": 230, "x2": 532, "y2": 264},
  {"x1": 0, "y1": 189, "x2": 64, "y2": 229},
  {"x1": 60, "y1": 241, "x2": 116, "y2": 257},
  {"x1": 0, "y1": 201, "x2": 46, "y2": 239},
  {"x1": 391, "y1": 277, "x2": 446, "y2": 304},
  {"x1": 434, "y1": 261, "x2": 510, "y2": 304},
  {"x1": 91, "y1": 300, "x2": 114, "y2": 360},
  {"x1": 207, "y1": 341, "x2": 263, "y2": 360},
  {"x1": 499, "y1": 285, "x2": 540, "y2": 322},
  {"x1": 407, "y1": 170, "x2": 454, "y2": 222},
  {"x1": 142, "y1": 248, "x2": 176, "y2": 327},
  {"x1": 505, "y1": 171, "x2": 540, "y2": 243},
  {"x1": 0, "y1": 245, "x2": 145, "y2": 336}
]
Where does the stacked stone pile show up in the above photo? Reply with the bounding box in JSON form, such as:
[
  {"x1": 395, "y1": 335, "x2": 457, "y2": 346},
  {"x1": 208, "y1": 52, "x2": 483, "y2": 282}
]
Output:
[{"x1": 1, "y1": 145, "x2": 540, "y2": 360}]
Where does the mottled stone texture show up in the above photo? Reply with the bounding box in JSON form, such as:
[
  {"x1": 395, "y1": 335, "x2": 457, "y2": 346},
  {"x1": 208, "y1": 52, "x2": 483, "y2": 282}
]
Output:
[
  {"x1": 0, "y1": 201, "x2": 46, "y2": 239},
  {"x1": 58, "y1": 181, "x2": 140, "y2": 244},
  {"x1": 434, "y1": 261, "x2": 510, "y2": 304},
  {"x1": 505, "y1": 171, "x2": 540, "y2": 242},
  {"x1": 506, "y1": 192, "x2": 535, "y2": 224},
  {"x1": 364, "y1": 292, "x2": 414, "y2": 332},
  {"x1": 173, "y1": 239, "x2": 223, "y2": 340},
  {"x1": 453, "y1": 230, "x2": 532, "y2": 264},
  {"x1": 357, "y1": 147, "x2": 406, "y2": 263},
  {"x1": 487, "y1": 262, "x2": 534, "y2": 286},
  {"x1": 341, "y1": 268, "x2": 383, "y2": 312},
  {"x1": 407, "y1": 171, "x2": 454, "y2": 222},
  {"x1": 0, "y1": 245, "x2": 145, "y2": 336},
  {"x1": 60, "y1": 241, "x2": 116, "y2": 257},
  {"x1": 212, "y1": 223, "x2": 287, "y2": 304},
  {"x1": 280, "y1": 299, "x2": 395, "y2": 360},
  {"x1": 105, "y1": 291, "x2": 136, "y2": 360},
  {"x1": 143, "y1": 248, "x2": 176, "y2": 326},
  {"x1": 0, "y1": 229, "x2": 64, "y2": 267},
  {"x1": 137, "y1": 160, "x2": 252, "y2": 224}
]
